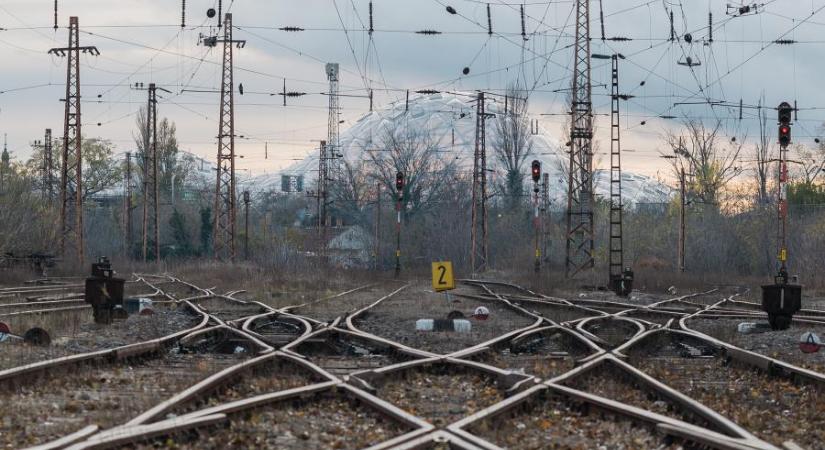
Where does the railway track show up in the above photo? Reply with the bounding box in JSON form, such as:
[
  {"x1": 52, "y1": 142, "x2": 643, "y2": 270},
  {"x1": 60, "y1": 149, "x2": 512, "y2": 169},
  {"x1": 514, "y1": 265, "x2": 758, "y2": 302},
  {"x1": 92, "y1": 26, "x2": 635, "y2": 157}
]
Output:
[{"x1": 0, "y1": 276, "x2": 822, "y2": 449}]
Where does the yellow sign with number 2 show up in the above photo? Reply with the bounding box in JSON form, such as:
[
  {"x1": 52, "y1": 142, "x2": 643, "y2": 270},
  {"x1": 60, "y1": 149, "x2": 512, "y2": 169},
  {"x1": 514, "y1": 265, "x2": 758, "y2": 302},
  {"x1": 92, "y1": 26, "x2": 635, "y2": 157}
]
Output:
[{"x1": 431, "y1": 261, "x2": 455, "y2": 292}]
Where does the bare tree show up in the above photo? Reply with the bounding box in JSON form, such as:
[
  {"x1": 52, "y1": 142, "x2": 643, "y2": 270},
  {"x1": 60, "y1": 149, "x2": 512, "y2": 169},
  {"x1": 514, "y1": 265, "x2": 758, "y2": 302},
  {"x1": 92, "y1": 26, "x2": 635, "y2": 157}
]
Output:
[
  {"x1": 368, "y1": 123, "x2": 457, "y2": 217},
  {"x1": 793, "y1": 142, "x2": 825, "y2": 186},
  {"x1": 491, "y1": 84, "x2": 533, "y2": 209},
  {"x1": 754, "y1": 100, "x2": 773, "y2": 205},
  {"x1": 664, "y1": 119, "x2": 744, "y2": 206}
]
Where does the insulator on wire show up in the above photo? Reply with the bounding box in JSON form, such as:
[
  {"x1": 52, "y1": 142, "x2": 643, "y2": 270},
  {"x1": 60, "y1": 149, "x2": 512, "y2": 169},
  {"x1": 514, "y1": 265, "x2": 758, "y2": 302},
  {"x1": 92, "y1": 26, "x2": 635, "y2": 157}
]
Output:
[
  {"x1": 369, "y1": 2, "x2": 374, "y2": 35},
  {"x1": 218, "y1": 0, "x2": 222, "y2": 27},
  {"x1": 279, "y1": 27, "x2": 305, "y2": 32},
  {"x1": 599, "y1": 0, "x2": 605, "y2": 41},
  {"x1": 54, "y1": 0, "x2": 58, "y2": 30},
  {"x1": 774, "y1": 39, "x2": 796, "y2": 45},
  {"x1": 670, "y1": 10, "x2": 675, "y2": 42},
  {"x1": 486, "y1": 4, "x2": 492, "y2": 35},
  {"x1": 282, "y1": 79, "x2": 286, "y2": 106},
  {"x1": 520, "y1": 5, "x2": 527, "y2": 41},
  {"x1": 708, "y1": 12, "x2": 713, "y2": 43},
  {"x1": 795, "y1": 100, "x2": 798, "y2": 121},
  {"x1": 607, "y1": 36, "x2": 631, "y2": 41},
  {"x1": 739, "y1": 99, "x2": 743, "y2": 120},
  {"x1": 416, "y1": 89, "x2": 440, "y2": 95},
  {"x1": 416, "y1": 30, "x2": 441, "y2": 35}
]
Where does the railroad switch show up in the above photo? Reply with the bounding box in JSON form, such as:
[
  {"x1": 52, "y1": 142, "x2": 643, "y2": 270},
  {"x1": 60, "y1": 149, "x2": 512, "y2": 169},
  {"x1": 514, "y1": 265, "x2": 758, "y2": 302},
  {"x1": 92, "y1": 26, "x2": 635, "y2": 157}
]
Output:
[{"x1": 84, "y1": 256, "x2": 126, "y2": 324}]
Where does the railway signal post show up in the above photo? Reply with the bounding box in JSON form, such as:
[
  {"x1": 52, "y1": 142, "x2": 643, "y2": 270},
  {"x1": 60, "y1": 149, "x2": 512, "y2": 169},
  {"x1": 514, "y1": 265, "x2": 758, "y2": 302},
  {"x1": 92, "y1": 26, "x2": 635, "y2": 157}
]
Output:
[
  {"x1": 761, "y1": 101, "x2": 802, "y2": 330},
  {"x1": 395, "y1": 171, "x2": 404, "y2": 278},
  {"x1": 531, "y1": 160, "x2": 541, "y2": 273}
]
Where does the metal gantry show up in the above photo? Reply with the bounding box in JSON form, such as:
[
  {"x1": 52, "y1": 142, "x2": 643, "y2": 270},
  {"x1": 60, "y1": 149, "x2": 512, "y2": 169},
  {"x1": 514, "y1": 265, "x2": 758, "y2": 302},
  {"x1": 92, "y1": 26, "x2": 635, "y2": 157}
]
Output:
[
  {"x1": 470, "y1": 92, "x2": 489, "y2": 274},
  {"x1": 212, "y1": 13, "x2": 245, "y2": 261},
  {"x1": 609, "y1": 54, "x2": 624, "y2": 284},
  {"x1": 565, "y1": 0, "x2": 595, "y2": 278},
  {"x1": 143, "y1": 84, "x2": 160, "y2": 262},
  {"x1": 49, "y1": 16, "x2": 99, "y2": 266}
]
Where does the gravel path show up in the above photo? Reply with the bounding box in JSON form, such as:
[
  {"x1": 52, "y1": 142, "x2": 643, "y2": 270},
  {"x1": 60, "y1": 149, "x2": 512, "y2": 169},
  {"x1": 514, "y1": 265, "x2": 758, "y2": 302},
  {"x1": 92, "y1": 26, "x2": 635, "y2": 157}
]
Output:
[
  {"x1": 687, "y1": 316, "x2": 825, "y2": 374},
  {"x1": 0, "y1": 350, "x2": 246, "y2": 449},
  {"x1": 354, "y1": 282, "x2": 535, "y2": 354},
  {"x1": 470, "y1": 391, "x2": 683, "y2": 449}
]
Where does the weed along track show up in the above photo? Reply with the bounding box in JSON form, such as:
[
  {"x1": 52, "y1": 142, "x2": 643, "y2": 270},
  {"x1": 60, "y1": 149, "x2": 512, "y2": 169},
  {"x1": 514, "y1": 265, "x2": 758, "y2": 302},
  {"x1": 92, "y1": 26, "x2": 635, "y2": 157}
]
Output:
[{"x1": 2, "y1": 274, "x2": 825, "y2": 449}]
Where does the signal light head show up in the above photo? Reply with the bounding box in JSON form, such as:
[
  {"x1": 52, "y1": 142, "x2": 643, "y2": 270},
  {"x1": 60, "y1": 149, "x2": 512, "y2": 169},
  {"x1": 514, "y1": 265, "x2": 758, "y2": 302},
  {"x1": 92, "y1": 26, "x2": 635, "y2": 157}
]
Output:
[
  {"x1": 531, "y1": 160, "x2": 541, "y2": 182},
  {"x1": 779, "y1": 124, "x2": 791, "y2": 146},
  {"x1": 778, "y1": 101, "x2": 793, "y2": 125},
  {"x1": 395, "y1": 171, "x2": 405, "y2": 191}
]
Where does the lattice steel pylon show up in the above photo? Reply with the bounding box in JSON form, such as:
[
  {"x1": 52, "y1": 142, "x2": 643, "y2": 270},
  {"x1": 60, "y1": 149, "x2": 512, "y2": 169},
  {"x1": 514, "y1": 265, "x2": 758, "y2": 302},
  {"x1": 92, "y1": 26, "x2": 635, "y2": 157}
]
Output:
[
  {"x1": 43, "y1": 128, "x2": 54, "y2": 200},
  {"x1": 142, "y1": 84, "x2": 160, "y2": 263},
  {"x1": 608, "y1": 54, "x2": 624, "y2": 283},
  {"x1": 470, "y1": 92, "x2": 489, "y2": 274},
  {"x1": 325, "y1": 63, "x2": 341, "y2": 225},
  {"x1": 565, "y1": 0, "x2": 595, "y2": 278},
  {"x1": 212, "y1": 13, "x2": 245, "y2": 261},
  {"x1": 49, "y1": 16, "x2": 99, "y2": 266}
]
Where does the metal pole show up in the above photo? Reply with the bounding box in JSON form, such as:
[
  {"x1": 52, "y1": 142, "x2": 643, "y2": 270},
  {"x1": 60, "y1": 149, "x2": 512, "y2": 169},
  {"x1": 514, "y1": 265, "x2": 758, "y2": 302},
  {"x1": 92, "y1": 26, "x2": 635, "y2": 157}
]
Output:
[
  {"x1": 124, "y1": 152, "x2": 132, "y2": 257},
  {"x1": 679, "y1": 167, "x2": 686, "y2": 273},
  {"x1": 243, "y1": 190, "x2": 250, "y2": 259},
  {"x1": 395, "y1": 196, "x2": 401, "y2": 277},
  {"x1": 374, "y1": 182, "x2": 381, "y2": 270},
  {"x1": 534, "y1": 182, "x2": 540, "y2": 273}
]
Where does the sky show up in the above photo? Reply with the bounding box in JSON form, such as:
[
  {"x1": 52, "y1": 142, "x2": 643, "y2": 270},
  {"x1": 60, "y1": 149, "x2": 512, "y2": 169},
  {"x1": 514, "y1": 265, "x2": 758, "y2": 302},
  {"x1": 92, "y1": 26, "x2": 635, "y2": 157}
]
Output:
[{"x1": 2, "y1": 0, "x2": 825, "y2": 181}]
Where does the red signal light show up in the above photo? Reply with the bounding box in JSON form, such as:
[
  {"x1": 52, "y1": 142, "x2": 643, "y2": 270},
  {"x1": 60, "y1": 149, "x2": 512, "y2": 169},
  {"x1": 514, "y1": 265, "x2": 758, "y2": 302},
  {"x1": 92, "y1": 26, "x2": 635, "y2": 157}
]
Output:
[
  {"x1": 779, "y1": 125, "x2": 791, "y2": 146},
  {"x1": 531, "y1": 160, "x2": 541, "y2": 183},
  {"x1": 395, "y1": 171, "x2": 405, "y2": 191}
]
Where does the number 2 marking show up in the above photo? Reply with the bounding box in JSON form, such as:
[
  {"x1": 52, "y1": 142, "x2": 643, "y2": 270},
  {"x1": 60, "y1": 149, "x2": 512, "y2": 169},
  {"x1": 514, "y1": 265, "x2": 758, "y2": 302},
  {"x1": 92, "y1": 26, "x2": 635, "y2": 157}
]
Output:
[{"x1": 437, "y1": 265, "x2": 447, "y2": 285}]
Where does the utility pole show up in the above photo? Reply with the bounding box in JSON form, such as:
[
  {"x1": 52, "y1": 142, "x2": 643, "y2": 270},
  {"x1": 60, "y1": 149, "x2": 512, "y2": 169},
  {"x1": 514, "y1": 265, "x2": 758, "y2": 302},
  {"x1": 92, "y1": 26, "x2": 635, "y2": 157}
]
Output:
[
  {"x1": 49, "y1": 16, "x2": 99, "y2": 267},
  {"x1": 470, "y1": 91, "x2": 489, "y2": 274},
  {"x1": 243, "y1": 190, "x2": 251, "y2": 260},
  {"x1": 142, "y1": 83, "x2": 161, "y2": 263},
  {"x1": 317, "y1": 140, "x2": 328, "y2": 259},
  {"x1": 608, "y1": 54, "x2": 624, "y2": 287},
  {"x1": 210, "y1": 13, "x2": 245, "y2": 262},
  {"x1": 44, "y1": 129, "x2": 54, "y2": 201},
  {"x1": 373, "y1": 182, "x2": 381, "y2": 270},
  {"x1": 531, "y1": 161, "x2": 542, "y2": 273},
  {"x1": 325, "y1": 63, "x2": 341, "y2": 226},
  {"x1": 566, "y1": 0, "x2": 595, "y2": 279},
  {"x1": 541, "y1": 172, "x2": 550, "y2": 265},
  {"x1": 124, "y1": 152, "x2": 133, "y2": 257},
  {"x1": 678, "y1": 167, "x2": 686, "y2": 273}
]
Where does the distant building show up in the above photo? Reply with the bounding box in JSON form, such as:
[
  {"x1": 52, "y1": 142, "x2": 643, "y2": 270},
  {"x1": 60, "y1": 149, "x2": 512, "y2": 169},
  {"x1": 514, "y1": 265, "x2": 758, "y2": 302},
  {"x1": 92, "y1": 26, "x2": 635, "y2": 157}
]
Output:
[{"x1": 327, "y1": 225, "x2": 373, "y2": 268}]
